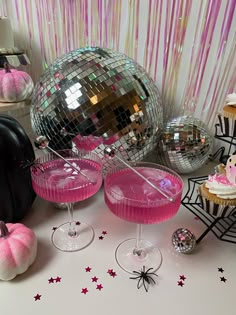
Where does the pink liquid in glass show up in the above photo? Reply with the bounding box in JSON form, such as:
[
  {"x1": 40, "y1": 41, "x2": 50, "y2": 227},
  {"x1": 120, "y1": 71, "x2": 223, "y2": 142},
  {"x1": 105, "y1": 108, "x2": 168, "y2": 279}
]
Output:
[
  {"x1": 32, "y1": 158, "x2": 102, "y2": 203},
  {"x1": 104, "y1": 167, "x2": 183, "y2": 224}
]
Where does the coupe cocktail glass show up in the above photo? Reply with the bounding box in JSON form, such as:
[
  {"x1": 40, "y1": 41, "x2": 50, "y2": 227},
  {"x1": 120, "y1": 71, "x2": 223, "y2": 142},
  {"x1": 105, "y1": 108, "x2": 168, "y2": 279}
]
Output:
[
  {"x1": 31, "y1": 149, "x2": 103, "y2": 252},
  {"x1": 104, "y1": 161, "x2": 184, "y2": 273}
]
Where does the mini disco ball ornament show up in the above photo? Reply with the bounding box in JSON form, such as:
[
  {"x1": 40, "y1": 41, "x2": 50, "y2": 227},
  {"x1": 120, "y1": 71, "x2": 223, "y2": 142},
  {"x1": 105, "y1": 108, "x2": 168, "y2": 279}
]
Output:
[
  {"x1": 31, "y1": 47, "x2": 163, "y2": 170},
  {"x1": 156, "y1": 115, "x2": 213, "y2": 174},
  {"x1": 172, "y1": 228, "x2": 196, "y2": 254}
]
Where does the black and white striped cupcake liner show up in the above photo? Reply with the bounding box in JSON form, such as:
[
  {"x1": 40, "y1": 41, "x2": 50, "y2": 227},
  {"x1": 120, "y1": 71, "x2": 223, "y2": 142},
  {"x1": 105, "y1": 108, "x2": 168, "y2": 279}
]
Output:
[
  {"x1": 199, "y1": 194, "x2": 236, "y2": 218},
  {"x1": 217, "y1": 113, "x2": 236, "y2": 137}
]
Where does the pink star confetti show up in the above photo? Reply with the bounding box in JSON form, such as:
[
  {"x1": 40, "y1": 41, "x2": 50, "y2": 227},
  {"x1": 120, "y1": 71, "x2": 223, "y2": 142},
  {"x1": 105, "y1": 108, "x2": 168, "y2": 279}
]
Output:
[
  {"x1": 92, "y1": 276, "x2": 98, "y2": 282},
  {"x1": 48, "y1": 277, "x2": 54, "y2": 284},
  {"x1": 81, "y1": 288, "x2": 88, "y2": 294},
  {"x1": 55, "y1": 276, "x2": 61, "y2": 282},
  {"x1": 110, "y1": 271, "x2": 117, "y2": 278},
  {"x1": 99, "y1": 236, "x2": 104, "y2": 240},
  {"x1": 96, "y1": 284, "x2": 103, "y2": 291},
  {"x1": 178, "y1": 281, "x2": 184, "y2": 287},
  {"x1": 85, "y1": 266, "x2": 92, "y2": 272},
  {"x1": 102, "y1": 231, "x2": 107, "y2": 235},
  {"x1": 179, "y1": 275, "x2": 186, "y2": 281},
  {"x1": 107, "y1": 269, "x2": 113, "y2": 274},
  {"x1": 107, "y1": 269, "x2": 117, "y2": 277},
  {"x1": 34, "y1": 294, "x2": 42, "y2": 301}
]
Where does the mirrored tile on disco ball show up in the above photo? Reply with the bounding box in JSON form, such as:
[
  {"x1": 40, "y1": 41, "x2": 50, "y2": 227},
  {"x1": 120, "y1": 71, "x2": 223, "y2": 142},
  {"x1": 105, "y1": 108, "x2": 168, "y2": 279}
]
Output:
[{"x1": 31, "y1": 47, "x2": 163, "y2": 170}]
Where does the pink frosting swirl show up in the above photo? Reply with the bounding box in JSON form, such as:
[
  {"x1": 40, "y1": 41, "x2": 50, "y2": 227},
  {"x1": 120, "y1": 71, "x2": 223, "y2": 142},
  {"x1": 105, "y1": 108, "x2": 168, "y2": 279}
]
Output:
[{"x1": 208, "y1": 174, "x2": 234, "y2": 186}]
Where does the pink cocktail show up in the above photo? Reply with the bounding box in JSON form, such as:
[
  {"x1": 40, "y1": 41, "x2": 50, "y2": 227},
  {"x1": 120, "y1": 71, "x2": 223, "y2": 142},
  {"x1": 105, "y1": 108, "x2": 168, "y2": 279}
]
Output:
[
  {"x1": 31, "y1": 150, "x2": 103, "y2": 252},
  {"x1": 105, "y1": 167, "x2": 182, "y2": 224},
  {"x1": 104, "y1": 161, "x2": 184, "y2": 273},
  {"x1": 32, "y1": 159, "x2": 102, "y2": 203}
]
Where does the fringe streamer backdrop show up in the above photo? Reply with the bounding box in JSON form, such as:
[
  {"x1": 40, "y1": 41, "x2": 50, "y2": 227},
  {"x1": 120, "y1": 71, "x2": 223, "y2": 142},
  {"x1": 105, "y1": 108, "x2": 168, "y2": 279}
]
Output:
[{"x1": 0, "y1": 0, "x2": 235, "y2": 132}]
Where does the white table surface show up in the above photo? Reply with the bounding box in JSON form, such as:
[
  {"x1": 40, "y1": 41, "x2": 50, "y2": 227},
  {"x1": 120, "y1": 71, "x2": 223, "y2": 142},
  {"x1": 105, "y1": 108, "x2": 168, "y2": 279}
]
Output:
[{"x1": 1, "y1": 161, "x2": 235, "y2": 315}]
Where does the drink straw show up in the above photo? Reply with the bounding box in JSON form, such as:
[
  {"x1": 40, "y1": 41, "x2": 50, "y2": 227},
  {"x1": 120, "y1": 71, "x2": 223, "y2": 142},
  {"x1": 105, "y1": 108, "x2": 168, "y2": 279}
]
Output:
[{"x1": 60, "y1": 127, "x2": 75, "y2": 137}]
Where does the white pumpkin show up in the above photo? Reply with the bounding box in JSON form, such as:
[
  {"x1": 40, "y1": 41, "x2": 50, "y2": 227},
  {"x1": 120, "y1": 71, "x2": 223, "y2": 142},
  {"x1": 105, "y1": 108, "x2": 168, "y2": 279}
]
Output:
[
  {"x1": 0, "y1": 63, "x2": 34, "y2": 102},
  {"x1": 0, "y1": 221, "x2": 37, "y2": 281}
]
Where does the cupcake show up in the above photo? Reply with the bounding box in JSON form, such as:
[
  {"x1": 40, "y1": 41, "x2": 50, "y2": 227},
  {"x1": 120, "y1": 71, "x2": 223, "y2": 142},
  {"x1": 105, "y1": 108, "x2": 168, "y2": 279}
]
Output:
[
  {"x1": 217, "y1": 93, "x2": 236, "y2": 137},
  {"x1": 199, "y1": 154, "x2": 236, "y2": 217}
]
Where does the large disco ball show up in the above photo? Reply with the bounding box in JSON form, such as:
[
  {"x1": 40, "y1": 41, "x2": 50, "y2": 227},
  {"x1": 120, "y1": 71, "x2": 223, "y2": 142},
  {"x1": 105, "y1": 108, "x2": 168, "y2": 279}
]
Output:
[
  {"x1": 31, "y1": 47, "x2": 163, "y2": 168},
  {"x1": 156, "y1": 115, "x2": 213, "y2": 174}
]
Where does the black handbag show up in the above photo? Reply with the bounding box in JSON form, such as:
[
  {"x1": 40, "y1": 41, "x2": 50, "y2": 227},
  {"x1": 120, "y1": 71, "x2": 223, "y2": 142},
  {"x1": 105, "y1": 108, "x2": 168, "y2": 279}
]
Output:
[{"x1": 0, "y1": 114, "x2": 35, "y2": 222}]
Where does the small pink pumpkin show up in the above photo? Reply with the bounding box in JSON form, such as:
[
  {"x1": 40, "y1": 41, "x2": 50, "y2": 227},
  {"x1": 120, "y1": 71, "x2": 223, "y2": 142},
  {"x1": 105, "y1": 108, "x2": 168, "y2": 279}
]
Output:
[
  {"x1": 0, "y1": 221, "x2": 37, "y2": 281},
  {"x1": 0, "y1": 63, "x2": 34, "y2": 103}
]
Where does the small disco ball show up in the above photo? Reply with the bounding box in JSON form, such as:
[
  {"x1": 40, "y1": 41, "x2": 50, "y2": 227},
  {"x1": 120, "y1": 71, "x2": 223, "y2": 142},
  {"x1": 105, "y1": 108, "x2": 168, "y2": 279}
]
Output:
[
  {"x1": 156, "y1": 115, "x2": 213, "y2": 174},
  {"x1": 172, "y1": 228, "x2": 196, "y2": 254},
  {"x1": 31, "y1": 47, "x2": 163, "y2": 170}
]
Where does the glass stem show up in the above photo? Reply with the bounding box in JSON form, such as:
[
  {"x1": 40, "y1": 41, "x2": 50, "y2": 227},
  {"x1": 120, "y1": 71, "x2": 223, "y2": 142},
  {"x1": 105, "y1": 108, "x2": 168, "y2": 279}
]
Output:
[
  {"x1": 133, "y1": 224, "x2": 145, "y2": 257},
  {"x1": 67, "y1": 203, "x2": 77, "y2": 237}
]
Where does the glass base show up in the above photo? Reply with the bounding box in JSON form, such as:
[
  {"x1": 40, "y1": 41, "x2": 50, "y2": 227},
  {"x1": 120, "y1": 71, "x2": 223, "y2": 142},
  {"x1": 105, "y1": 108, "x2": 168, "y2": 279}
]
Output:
[
  {"x1": 51, "y1": 222, "x2": 95, "y2": 252},
  {"x1": 115, "y1": 238, "x2": 162, "y2": 274}
]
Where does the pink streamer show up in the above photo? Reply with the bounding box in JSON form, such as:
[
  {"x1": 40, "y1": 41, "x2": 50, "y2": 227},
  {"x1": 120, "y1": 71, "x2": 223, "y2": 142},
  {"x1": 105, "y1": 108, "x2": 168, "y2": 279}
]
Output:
[
  {"x1": 35, "y1": 1, "x2": 46, "y2": 66},
  {"x1": 184, "y1": 0, "x2": 220, "y2": 114},
  {"x1": 115, "y1": 1, "x2": 122, "y2": 51},
  {"x1": 182, "y1": 1, "x2": 204, "y2": 113},
  {"x1": 218, "y1": 0, "x2": 235, "y2": 57},
  {"x1": 134, "y1": 0, "x2": 140, "y2": 60},
  {"x1": 14, "y1": 0, "x2": 20, "y2": 24},
  {"x1": 148, "y1": 0, "x2": 158, "y2": 76},
  {"x1": 105, "y1": 0, "x2": 111, "y2": 47},
  {"x1": 194, "y1": 0, "x2": 221, "y2": 99},
  {"x1": 98, "y1": 0, "x2": 103, "y2": 46},
  {"x1": 82, "y1": 0, "x2": 89, "y2": 42},
  {"x1": 162, "y1": 0, "x2": 176, "y2": 95},
  {"x1": 202, "y1": 0, "x2": 235, "y2": 117},
  {"x1": 23, "y1": 0, "x2": 32, "y2": 45},
  {"x1": 153, "y1": 0, "x2": 163, "y2": 82},
  {"x1": 143, "y1": 0, "x2": 152, "y2": 70}
]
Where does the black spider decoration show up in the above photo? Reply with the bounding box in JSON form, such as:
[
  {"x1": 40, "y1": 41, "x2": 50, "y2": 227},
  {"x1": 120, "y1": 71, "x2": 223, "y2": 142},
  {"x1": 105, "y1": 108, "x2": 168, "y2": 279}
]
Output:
[
  {"x1": 19, "y1": 159, "x2": 44, "y2": 173},
  {"x1": 129, "y1": 266, "x2": 158, "y2": 292}
]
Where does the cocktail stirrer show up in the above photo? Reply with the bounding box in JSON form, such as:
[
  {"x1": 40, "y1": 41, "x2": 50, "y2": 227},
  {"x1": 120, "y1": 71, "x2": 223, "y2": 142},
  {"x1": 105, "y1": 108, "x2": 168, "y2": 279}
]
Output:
[
  {"x1": 104, "y1": 146, "x2": 175, "y2": 202},
  {"x1": 34, "y1": 136, "x2": 97, "y2": 184},
  {"x1": 60, "y1": 127, "x2": 75, "y2": 137}
]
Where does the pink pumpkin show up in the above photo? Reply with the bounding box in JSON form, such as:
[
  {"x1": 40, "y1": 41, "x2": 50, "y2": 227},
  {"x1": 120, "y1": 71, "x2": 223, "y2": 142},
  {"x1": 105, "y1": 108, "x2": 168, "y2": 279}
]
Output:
[
  {"x1": 0, "y1": 221, "x2": 37, "y2": 281},
  {"x1": 0, "y1": 63, "x2": 34, "y2": 102}
]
